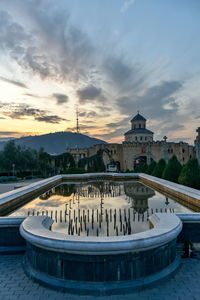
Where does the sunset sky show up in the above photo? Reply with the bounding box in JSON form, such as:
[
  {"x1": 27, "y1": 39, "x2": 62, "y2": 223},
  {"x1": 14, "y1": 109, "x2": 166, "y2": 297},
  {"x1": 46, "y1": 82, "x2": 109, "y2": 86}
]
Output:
[{"x1": 0, "y1": 0, "x2": 199, "y2": 144}]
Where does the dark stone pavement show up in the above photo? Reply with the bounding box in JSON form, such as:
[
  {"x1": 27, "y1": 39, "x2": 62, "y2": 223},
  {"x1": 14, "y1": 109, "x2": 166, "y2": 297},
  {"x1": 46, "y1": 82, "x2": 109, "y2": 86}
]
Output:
[{"x1": 0, "y1": 254, "x2": 200, "y2": 300}]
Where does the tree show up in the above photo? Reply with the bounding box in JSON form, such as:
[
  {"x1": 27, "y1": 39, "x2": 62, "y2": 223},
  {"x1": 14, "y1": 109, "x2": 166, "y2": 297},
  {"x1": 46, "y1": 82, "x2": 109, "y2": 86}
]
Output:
[
  {"x1": 140, "y1": 163, "x2": 149, "y2": 173},
  {"x1": 162, "y1": 155, "x2": 182, "y2": 183},
  {"x1": 78, "y1": 150, "x2": 105, "y2": 172},
  {"x1": 178, "y1": 158, "x2": 200, "y2": 189},
  {"x1": 152, "y1": 159, "x2": 166, "y2": 178},
  {"x1": 147, "y1": 160, "x2": 157, "y2": 175}
]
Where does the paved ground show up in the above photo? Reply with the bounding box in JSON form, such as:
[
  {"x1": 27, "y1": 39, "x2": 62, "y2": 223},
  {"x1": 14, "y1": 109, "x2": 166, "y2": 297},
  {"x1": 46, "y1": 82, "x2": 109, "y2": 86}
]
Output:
[
  {"x1": 0, "y1": 179, "x2": 43, "y2": 194},
  {"x1": 0, "y1": 255, "x2": 200, "y2": 300}
]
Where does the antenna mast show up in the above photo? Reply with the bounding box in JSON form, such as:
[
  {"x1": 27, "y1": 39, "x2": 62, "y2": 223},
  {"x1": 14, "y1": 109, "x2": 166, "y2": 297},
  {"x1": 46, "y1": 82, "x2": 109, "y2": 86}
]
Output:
[{"x1": 76, "y1": 107, "x2": 79, "y2": 133}]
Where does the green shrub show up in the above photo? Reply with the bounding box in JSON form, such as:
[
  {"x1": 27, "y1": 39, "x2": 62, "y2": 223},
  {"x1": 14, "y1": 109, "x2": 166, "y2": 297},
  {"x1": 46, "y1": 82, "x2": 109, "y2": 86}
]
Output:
[
  {"x1": 152, "y1": 159, "x2": 166, "y2": 178},
  {"x1": 147, "y1": 160, "x2": 157, "y2": 175},
  {"x1": 0, "y1": 176, "x2": 9, "y2": 182},
  {"x1": 178, "y1": 158, "x2": 200, "y2": 189},
  {"x1": 162, "y1": 155, "x2": 182, "y2": 183}
]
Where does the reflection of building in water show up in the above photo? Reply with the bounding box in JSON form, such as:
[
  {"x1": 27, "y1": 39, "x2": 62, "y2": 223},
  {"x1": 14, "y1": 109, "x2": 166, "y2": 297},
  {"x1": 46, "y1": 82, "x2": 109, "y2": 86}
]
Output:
[
  {"x1": 39, "y1": 182, "x2": 122, "y2": 201},
  {"x1": 124, "y1": 182, "x2": 155, "y2": 213},
  {"x1": 39, "y1": 184, "x2": 76, "y2": 200}
]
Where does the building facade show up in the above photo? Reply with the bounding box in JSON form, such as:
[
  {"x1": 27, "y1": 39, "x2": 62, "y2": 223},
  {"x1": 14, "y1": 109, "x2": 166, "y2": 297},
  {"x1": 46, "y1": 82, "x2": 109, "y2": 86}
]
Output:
[
  {"x1": 69, "y1": 112, "x2": 197, "y2": 172},
  {"x1": 195, "y1": 127, "x2": 200, "y2": 165}
]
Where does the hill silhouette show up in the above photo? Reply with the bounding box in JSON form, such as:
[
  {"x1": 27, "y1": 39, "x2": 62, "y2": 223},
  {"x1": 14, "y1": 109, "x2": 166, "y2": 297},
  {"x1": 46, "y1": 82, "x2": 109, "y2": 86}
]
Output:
[{"x1": 0, "y1": 132, "x2": 107, "y2": 155}]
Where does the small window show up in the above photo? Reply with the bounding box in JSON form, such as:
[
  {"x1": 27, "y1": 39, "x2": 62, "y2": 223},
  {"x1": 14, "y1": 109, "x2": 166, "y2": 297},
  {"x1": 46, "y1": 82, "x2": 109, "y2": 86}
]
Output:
[
  {"x1": 139, "y1": 124, "x2": 141, "y2": 128},
  {"x1": 140, "y1": 136, "x2": 142, "y2": 140},
  {"x1": 135, "y1": 136, "x2": 137, "y2": 141},
  {"x1": 182, "y1": 149, "x2": 185, "y2": 153},
  {"x1": 183, "y1": 157, "x2": 185, "y2": 161},
  {"x1": 145, "y1": 136, "x2": 147, "y2": 141},
  {"x1": 134, "y1": 125, "x2": 136, "y2": 129}
]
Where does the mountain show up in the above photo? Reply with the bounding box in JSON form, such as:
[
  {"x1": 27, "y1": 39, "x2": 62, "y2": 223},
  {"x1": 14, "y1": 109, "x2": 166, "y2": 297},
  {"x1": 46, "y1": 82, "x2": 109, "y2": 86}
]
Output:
[{"x1": 0, "y1": 132, "x2": 107, "y2": 155}]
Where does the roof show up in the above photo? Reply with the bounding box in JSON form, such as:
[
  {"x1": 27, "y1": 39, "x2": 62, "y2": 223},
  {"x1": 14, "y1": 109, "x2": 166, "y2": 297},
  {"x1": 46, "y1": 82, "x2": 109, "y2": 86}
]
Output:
[
  {"x1": 131, "y1": 113, "x2": 146, "y2": 122},
  {"x1": 124, "y1": 128, "x2": 154, "y2": 135}
]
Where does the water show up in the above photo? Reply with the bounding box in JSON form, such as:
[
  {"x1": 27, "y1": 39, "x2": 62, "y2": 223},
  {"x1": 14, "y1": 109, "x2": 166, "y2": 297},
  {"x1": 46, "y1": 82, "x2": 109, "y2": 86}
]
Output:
[{"x1": 10, "y1": 181, "x2": 193, "y2": 236}]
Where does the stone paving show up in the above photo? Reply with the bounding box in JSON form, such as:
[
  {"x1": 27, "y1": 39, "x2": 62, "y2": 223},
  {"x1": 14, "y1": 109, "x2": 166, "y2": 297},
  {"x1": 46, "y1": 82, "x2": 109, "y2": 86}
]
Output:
[
  {"x1": 0, "y1": 179, "x2": 42, "y2": 195},
  {"x1": 0, "y1": 255, "x2": 200, "y2": 300}
]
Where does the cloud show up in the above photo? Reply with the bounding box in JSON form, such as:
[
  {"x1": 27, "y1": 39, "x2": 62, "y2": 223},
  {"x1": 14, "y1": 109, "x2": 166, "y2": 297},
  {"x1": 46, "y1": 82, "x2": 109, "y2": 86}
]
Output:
[
  {"x1": 0, "y1": 76, "x2": 28, "y2": 88},
  {"x1": 103, "y1": 56, "x2": 147, "y2": 95},
  {"x1": 121, "y1": 0, "x2": 136, "y2": 13},
  {"x1": 0, "y1": 131, "x2": 19, "y2": 136},
  {"x1": 106, "y1": 117, "x2": 130, "y2": 129},
  {"x1": 79, "y1": 111, "x2": 97, "y2": 118},
  {"x1": 116, "y1": 80, "x2": 183, "y2": 119},
  {"x1": 77, "y1": 85, "x2": 106, "y2": 104},
  {"x1": 5, "y1": 106, "x2": 43, "y2": 119},
  {"x1": 161, "y1": 124, "x2": 185, "y2": 132},
  {"x1": 104, "y1": 57, "x2": 132, "y2": 86},
  {"x1": 24, "y1": 93, "x2": 40, "y2": 97},
  {"x1": 0, "y1": 6, "x2": 95, "y2": 83},
  {"x1": 3, "y1": 103, "x2": 66, "y2": 124},
  {"x1": 66, "y1": 124, "x2": 97, "y2": 131},
  {"x1": 52, "y1": 93, "x2": 68, "y2": 105},
  {"x1": 35, "y1": 115, "x2": 66, "y2": 123},
  {"x1": 0, "y1": 131, "x2": 36, "y2": 138}
]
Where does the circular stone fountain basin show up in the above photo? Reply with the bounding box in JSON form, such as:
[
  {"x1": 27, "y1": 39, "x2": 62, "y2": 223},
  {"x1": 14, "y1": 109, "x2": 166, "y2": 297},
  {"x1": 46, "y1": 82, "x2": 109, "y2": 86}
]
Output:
[{"x1": 20, "y1": 213, "x2": 182, "y2": 295}]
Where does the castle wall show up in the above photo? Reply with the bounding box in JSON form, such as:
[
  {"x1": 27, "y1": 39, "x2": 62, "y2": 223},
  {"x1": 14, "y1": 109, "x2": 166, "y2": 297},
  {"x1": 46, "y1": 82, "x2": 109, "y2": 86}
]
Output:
[{"x1": 68, "y1": 141, "x2": 195, "y2": 172}]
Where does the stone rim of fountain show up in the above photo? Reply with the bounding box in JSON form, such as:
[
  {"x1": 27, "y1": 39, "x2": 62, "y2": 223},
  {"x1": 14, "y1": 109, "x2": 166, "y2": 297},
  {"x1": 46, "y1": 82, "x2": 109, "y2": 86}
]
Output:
[{"x1": 20, "y1": 213, "x2": 182, "y2": 255}]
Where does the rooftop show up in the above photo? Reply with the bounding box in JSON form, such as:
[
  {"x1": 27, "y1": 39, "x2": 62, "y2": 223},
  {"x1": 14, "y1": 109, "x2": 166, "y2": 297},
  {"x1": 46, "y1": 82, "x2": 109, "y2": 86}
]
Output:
[
  {"x1": 124, "y1": 128, "x2": 154, "y2": 135},
  {"x1": 131, "y1": 112, "x2": 146, "y2": 122}
]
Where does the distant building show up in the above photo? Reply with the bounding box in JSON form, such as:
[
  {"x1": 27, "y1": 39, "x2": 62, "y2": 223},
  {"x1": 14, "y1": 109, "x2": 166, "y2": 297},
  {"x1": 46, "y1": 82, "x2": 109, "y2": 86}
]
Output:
[
  {"x1": 124, "y1": 112, "x2": 154, "y2": 143},
  {"x1": 68, "y1": 112, "x2": 196, "y2": 172},
  {"x1": 195, "y1": 127, "x2": 200, "y2": 165}
]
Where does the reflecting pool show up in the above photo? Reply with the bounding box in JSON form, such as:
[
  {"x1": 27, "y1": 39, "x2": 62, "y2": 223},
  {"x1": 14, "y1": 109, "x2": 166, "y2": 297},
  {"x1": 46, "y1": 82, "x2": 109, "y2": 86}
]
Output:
[{"x1": 10, "y1": 181, "x2": 192, "y2": 236}]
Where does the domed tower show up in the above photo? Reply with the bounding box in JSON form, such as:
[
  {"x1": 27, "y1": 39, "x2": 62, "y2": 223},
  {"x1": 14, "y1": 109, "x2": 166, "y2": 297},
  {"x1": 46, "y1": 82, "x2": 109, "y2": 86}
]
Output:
[{"x1": 124, "y1": 112, "x2": 154, "y2": 143}]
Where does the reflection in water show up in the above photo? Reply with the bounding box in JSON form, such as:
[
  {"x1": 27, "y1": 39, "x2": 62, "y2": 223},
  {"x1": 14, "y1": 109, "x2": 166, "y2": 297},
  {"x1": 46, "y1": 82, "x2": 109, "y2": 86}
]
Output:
[
  {"x1": 124, "y1": 182, "x2": 155, "y2": 213},
  {"x1": 10, "y1": 181, "x2": 192, "y2": 237}
]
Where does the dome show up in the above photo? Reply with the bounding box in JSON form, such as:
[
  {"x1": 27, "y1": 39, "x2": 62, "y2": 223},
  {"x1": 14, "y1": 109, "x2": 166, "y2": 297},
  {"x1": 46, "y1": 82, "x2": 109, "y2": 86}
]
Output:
[{"x1": 131, "y1": 112, "x2": 146, "y2": 122}]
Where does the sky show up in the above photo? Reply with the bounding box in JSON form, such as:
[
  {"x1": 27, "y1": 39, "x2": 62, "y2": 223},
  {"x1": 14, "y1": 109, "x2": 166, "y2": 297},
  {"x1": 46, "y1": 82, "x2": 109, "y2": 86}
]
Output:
[{"x1": 0, "y1": 0, "x2": 200, "y2": 144}]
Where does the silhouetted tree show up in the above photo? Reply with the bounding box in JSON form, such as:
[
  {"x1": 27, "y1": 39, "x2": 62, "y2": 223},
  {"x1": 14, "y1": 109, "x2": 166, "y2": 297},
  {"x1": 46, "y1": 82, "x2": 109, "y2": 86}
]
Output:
[
  {"x1": 178, "y1": 158, "x2": 200, "y2": 189},
  {"x1": 162, "y1": 155, "x2": 182, "y2": 183},
  {"x1": 152, "y1": 159, "x2": 166, "y2": 178},
  {"x1": 147, "y1": 160, "x2": 157, "y2": 175}
]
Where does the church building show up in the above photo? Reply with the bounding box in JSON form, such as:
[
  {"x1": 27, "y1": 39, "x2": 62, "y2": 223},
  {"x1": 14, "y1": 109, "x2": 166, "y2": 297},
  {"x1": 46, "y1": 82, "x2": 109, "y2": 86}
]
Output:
[{"x1": 68, "y1": 112, "x2": 197, "y2": 172}]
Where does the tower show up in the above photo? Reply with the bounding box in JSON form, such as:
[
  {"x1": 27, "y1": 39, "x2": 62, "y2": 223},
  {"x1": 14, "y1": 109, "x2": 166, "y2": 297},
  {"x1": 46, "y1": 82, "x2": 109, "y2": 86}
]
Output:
[
  {"x1": 131, "y1": 111, "x2": 146, "y2": 130},
  {"x1": 195, "y1": 127, "x2": 200, "y2": 164},
  {"x1": 76, "y1": 107, "x2": 79, "y2": 133},
  {"x1": 124, "y1": 111, "x2": 154, "y2": 143}
]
